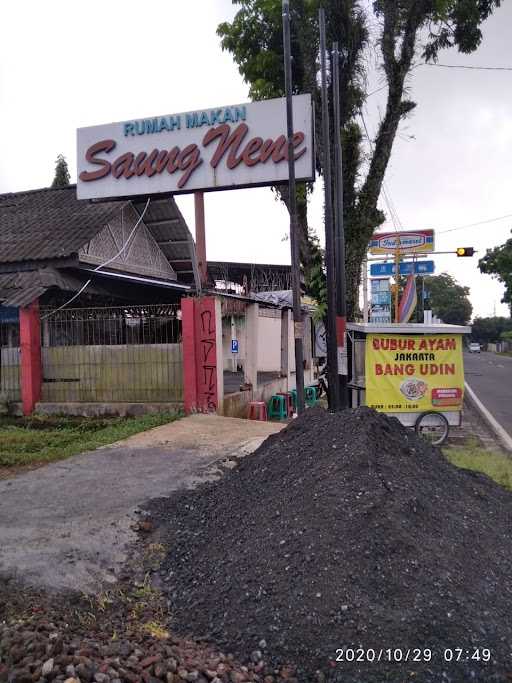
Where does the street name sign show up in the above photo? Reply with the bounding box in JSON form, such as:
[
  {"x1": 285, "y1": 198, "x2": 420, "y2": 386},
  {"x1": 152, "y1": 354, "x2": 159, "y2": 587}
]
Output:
[{"x1": 370, "y1": 260, "x2": 435, "y2": 277}]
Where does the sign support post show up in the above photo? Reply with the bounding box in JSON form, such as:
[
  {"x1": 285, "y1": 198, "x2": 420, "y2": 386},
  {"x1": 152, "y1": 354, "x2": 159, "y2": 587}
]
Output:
[
  {"x1": 363, "y1": 258, "x2": 369, "y2": 324},
  {"x1": 194, "y1": 191, "x2": 207, "y2": 290},
  {"x1": 319, "y1": 8, "x2": 340, "y2": 411},
  {"x1": 394, "y1": 242, "x2": 400, "y2": 322},
  {"x1": 282, "y1": 0, "x2": 305, "y2": 414}
]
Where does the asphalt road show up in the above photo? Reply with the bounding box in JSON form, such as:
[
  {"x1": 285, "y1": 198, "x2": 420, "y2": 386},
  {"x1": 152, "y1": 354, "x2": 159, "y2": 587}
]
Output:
[{"x1": 464, "y1": 350, "x2": 512, "y2": 438}]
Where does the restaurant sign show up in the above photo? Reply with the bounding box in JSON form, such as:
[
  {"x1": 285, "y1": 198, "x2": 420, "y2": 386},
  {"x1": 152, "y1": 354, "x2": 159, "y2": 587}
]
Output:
[
  {"x1": 77, "y1": 95, "x2": 314, "y2": 200},
  {"x1": 369, "y1": 230, "x2": 434, "y2": 255},
  {"x1": 365, "y1": 334, "x2": 464, "y2": 413}
]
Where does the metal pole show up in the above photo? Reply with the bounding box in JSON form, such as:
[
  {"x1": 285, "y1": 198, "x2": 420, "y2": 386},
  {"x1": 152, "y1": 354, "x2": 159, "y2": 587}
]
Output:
[
  {"x1": 282, "y1": 0, "x2": 305, "y2": 415},
  {"x1": 394, "y1": 247, "x2": 400, "y2": 322},
  {"x1": 421, "y1": 276, "x2": 425, "y2": 323},
  {"x1": 332, "y1": 42, "x2": 348, "y2": 409},
  {"x1": 319, "y1": 8, "x2": 339, "y2": 411},
  {"x1": 362, "y1": 258, "x2": 369, "y2": 323},
  {"x1": 194, "y1": 191, "x2": 207, "y2": 289}
]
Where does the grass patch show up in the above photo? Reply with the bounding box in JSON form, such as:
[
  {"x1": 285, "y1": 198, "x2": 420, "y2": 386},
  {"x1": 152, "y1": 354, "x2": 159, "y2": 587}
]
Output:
[
  {"x1": 445, "y1": 438, "x2": 512, "y2": 490},
  {"x1": 0, "y1": 412, "x2": 181, "y2": 467}
]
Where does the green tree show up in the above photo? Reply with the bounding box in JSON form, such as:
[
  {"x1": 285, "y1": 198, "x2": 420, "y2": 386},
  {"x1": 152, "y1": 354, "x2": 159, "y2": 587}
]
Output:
[
  {"x1": 479, "y1": 232, "x2": 512, "y2": 315},
  {"x1": 51, "y1": 154, "x2": 71, "y2": 188},
  {"x1": 471, "y1": 317, "x2": 512, "y2": 344},
  {"x1": 423, "y1": 273, "x2": 472, "y2": 325},
  {"x1": 218, "y1": 0, "x2": 501, "y2": 317}
]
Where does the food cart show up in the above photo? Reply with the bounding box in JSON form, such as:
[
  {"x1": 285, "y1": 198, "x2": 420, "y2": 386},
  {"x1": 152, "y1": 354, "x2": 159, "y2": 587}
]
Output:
[{"x1": 347, "y1": 322, "x2": 471, "y2": 445}]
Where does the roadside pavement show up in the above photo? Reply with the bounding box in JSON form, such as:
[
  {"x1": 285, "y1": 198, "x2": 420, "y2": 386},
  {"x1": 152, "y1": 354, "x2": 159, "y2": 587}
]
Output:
[
  {"x1": 0, "y1": 414, "x2": 283, "y2": 593},
  {"x1": 464, "y1": 350, "x2": 512, "y2": 444}
]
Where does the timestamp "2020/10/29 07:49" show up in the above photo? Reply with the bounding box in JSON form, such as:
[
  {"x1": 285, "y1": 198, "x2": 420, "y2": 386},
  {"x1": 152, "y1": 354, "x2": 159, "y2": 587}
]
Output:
[{"x1": 334, "y1": 647, "x2": 492, "y2": 664}]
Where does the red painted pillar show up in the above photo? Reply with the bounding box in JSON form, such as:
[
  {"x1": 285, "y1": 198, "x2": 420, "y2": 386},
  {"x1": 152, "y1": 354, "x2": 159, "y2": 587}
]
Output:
[
  {"x1": 181, "y1": 296, "x2": 219, "y2": 414},
  {"x1": 19, "y1": 300, "x2": 42, "y2": 415},
  {"x1": 181, "y1": 297, "x2": 198, "y2": 414},
  {"x1": 194, "y1": 297, "x2": 218, "y2": 413}
]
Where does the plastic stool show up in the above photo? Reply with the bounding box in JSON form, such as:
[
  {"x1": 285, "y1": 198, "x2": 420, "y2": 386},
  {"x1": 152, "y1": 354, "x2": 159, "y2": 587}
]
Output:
[
  {"x1": 305, "y1": 386, "x2": 318, "y2": 407},
  {"x1": 290, "y1": 389, "x2": 297, "y2": 410},
  {"x1": 247, "y1": 401, "x2": 268, "y2": 421},
  {"x1": 277, "y1": 392, "x2": 294, "y2": 418},
  {"x1": 268, "y1": 394, "x2": 288, "y2": 420},
  {"x1": 309, "y1": 384, "x2": 321, "y2": 400}
]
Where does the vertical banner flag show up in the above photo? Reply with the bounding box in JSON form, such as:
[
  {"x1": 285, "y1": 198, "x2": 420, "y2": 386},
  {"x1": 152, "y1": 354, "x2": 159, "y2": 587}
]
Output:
[
  {"x1": 398, "y1": 274, "x2": 417, "y2": 323},
  {"x1": 365, "y1": 334, "x2": 464, "y2": 413}
]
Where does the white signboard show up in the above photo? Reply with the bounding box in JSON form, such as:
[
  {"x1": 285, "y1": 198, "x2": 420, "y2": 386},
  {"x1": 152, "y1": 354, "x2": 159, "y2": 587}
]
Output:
[{"x1": 77, "y1": 95, "x2": 314, "y2": 200}]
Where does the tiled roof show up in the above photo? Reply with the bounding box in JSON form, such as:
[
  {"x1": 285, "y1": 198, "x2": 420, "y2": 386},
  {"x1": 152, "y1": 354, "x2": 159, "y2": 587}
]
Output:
[{"x1": 0, "y1": 185, "x2": 127, "y2": 264}]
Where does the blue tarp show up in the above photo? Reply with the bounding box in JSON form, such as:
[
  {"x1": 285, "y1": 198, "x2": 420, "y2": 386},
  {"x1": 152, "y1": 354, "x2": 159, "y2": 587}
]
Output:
[{"x1": 0, "y1": 306, "x2": 19, "y2": 323}]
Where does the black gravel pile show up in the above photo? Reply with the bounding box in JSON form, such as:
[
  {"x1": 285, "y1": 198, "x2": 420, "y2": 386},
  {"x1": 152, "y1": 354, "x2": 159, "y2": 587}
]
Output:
[{"x1": 150, "y1": 407, "x2": 512, "y2": 682}]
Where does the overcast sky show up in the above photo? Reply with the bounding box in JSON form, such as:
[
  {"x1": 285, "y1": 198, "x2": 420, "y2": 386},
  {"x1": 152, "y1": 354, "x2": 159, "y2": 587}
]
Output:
[{"x1": 1, "y1": 0, "x2": 510, "y2": 318}]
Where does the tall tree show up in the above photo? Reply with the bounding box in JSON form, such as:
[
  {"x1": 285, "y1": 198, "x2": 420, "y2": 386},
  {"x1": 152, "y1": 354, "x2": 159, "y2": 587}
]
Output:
[
  {"x1": 423, "y1": 273, "x2": 472, "y2": 325},
  {"x1": 51, "y1": 154, "x2": 71, "y2": 189},
  {"x1": 218, "y1": 0, "x2": 501, "y2": 317},
  {"x1": 479, "y1": 232, "x2": 512, "y2": 315},
  {"x1": 471, "y1": 316, "x2": 512, "y2": 343}
]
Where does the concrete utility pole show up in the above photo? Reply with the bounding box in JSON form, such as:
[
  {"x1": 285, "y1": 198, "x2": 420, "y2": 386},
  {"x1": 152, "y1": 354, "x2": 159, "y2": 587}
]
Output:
[
  {"x1": 282, "y1": 0, "x2": 306, "y2": 414},
  {"x1": 332, "y1": 42, "x2": 348, "y2": 409},
  {"x1": 319, "y1": 8, "x2": 340, "y2": 411}
]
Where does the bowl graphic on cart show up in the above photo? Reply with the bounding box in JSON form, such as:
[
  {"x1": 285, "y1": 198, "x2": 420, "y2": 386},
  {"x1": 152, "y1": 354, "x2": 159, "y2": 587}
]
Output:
[{"x1": 399, "y1": 378, "x2": 428, "y2": 401}]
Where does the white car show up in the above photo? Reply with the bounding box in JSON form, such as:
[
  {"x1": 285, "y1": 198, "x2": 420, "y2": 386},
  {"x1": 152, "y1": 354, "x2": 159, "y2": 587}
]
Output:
[{"x1": 468, "y1": 342, "x2": 481, "y2": 353}]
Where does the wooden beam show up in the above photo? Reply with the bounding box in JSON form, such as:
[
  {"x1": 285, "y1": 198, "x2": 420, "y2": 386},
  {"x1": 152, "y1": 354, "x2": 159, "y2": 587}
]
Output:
[
  {"x1": 144, "y1": 218, "x2": 182, "y2": 228},
  {"x1": 156, "y1": 239, "x2": 190, "y2": 246},
  {"x1": 194, "y1": 192, "x2": 207, "y2": 288}
]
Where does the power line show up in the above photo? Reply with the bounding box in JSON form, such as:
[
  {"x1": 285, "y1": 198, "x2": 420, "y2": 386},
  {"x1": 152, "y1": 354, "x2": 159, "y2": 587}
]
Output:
[
  {"x1": 425, "y1": 63, "x2": 512, "y2": 72},
  {"x1": 437, "y1": 212, "x2": 512, "y2": 234},
  {"x1": 367, "y1": 84, "x2": 387, "y2": 98},
  {"x1": 379, "y1": 212, "x2": 512, "y2": 237},
  {"x1": 359, "y1": 110, "x2": 403, "y2": 231},
  {"x1": 367, "y1": 61, "x2": 512, "y2": 100}
]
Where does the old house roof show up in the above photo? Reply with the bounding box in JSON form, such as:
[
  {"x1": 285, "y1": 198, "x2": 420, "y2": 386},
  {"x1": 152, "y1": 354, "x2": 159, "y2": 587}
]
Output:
[
  {"x1": 0, "y1": 186, "x2": 199, "y2": 306},
  {"x1": 0, "y1": 186, "x2": 126, "y2": 264}
]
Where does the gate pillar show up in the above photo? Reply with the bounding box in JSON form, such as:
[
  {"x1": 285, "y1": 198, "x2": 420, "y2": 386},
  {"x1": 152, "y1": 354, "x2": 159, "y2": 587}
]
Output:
[
  {"x1": 181, "y1": 296, "x2": 223, "y2": 414},
  {"x1": 19, "y1": 300, "x2": 42, "y2": 415}
]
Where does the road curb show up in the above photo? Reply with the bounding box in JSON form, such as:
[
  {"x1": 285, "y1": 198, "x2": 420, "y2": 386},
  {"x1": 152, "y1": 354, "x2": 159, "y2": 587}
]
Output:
[{"x1": 465, "y1": 381, "x2": 512, "y2": 453}]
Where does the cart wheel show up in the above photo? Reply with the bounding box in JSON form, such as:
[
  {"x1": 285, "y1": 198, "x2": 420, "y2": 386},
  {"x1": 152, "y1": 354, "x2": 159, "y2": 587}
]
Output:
[{"x1": 414, "y1": 412, "x2": 449, "y2": 447}]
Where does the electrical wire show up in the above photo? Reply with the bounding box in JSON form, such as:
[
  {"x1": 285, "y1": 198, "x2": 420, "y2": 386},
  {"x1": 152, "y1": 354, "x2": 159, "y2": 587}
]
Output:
[
  {"x1": 425, "y1": 63, "x2": 512, "y2": 72},
  {"x1": 41, "y1": 197, "x2": 151, "y2": 320},
  {"x1": 370, "y1": 211, "x2": 512, "y2": 238},
  {"x1": 359, "y1": 110, "x2": 403, "y2": 231},
  {"x1": 358, "y1": 109, "x2": 512, "y2": 238},
  {"x1": 436, "y1": 212, "x2": 512, "y2": 234}
]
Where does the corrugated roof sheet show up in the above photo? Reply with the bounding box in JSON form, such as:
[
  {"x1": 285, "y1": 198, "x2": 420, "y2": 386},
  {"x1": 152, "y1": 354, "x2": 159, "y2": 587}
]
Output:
[{"x1": 0, "y1": 268, "x2": 106, "y2": 307}]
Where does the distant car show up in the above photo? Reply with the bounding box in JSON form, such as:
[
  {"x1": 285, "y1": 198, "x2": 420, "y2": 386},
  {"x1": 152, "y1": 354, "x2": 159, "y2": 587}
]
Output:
[{"x1": 468, "y1": 342, "x2": 481, "y2": 353}]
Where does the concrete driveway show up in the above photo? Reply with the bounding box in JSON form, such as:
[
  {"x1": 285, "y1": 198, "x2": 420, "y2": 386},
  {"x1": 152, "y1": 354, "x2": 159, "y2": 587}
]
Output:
[{"x1": 0, "y1": 414, "x2": 282, "y2": 593}]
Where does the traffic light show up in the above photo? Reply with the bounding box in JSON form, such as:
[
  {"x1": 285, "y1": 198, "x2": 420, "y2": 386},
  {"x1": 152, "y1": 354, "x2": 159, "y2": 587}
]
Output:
[{"x1": 456, "y1": 247, "x2": 475, "y2": 257}]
